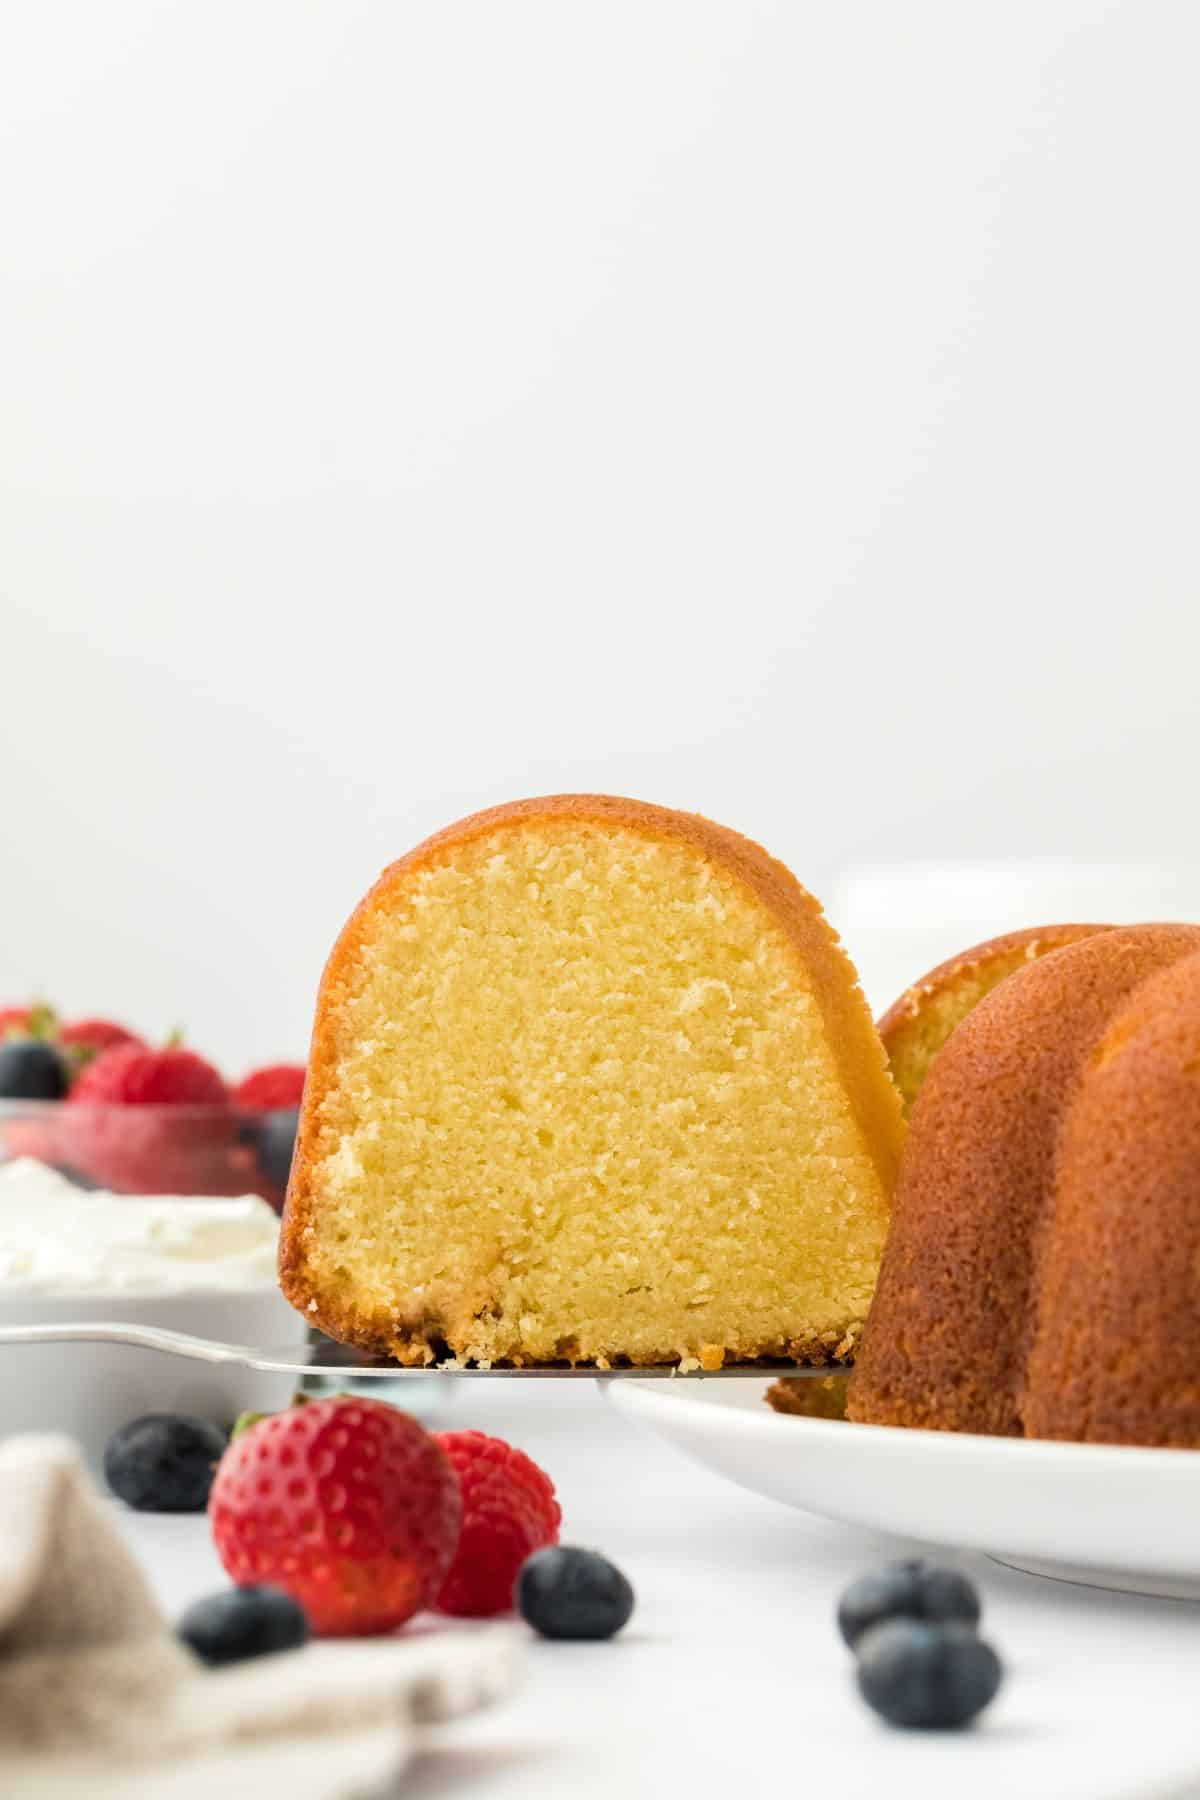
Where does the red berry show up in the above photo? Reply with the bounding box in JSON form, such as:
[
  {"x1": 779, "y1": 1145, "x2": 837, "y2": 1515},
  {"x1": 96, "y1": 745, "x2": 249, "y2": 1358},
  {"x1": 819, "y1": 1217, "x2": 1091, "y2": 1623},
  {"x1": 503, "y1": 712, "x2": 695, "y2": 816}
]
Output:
[
  {"x1": 64, "y1": 1041, "x2": 233, "y2": 1191},
  {"x1": 210, "y1": 1398, "x2": 462, "y2": 1637},
  {"x1": 59, "y1": 1018, "x2": 143, "y2": 1064},
  {"x1": 0, "y1": 1007, "x2": 34, "y2": 1042},
  {"x1": 70, "y1": 1041, "x2": 228, "y2": 1106},
  {"x1": 434, "y1": 1431, "x2": 561, "y2": 1618},
  {"x1": 232, "y1": 1064, "x2": 306, "y2": 1110}
]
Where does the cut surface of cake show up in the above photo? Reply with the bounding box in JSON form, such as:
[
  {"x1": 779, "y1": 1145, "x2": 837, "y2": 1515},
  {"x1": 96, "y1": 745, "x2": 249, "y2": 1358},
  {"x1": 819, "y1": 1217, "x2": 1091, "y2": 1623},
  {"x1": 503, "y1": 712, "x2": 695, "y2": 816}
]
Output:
[
  {"x1": 280, "y1": 795, "x2": 905, "y2": 1367},
  {"x1": 849, "y1": 923, "x2": 1200, "y2": 1443}
]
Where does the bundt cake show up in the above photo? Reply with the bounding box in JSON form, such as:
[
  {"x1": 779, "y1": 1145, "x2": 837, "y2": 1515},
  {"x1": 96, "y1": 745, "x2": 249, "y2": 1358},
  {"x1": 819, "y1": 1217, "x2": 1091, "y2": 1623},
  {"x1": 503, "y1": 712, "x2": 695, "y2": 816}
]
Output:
[
  {"x1": 879, "y1": 923, "x2": 1110, "y2": 1114},
  {"x1": 767, "y1": 922, "x2": 1110, "y2": 1418},
  {"x1": 280, "y1": 795, "x2": 905, "y2": 1368},
  {"x1": 848, "y1": 923, "x2": 1200, "y2": 1443}
]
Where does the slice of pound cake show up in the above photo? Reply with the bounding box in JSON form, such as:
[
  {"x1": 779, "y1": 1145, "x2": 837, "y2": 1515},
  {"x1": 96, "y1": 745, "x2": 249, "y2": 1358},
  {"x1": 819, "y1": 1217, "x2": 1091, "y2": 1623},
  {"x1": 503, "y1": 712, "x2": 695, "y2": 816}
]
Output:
[{"x1": 280, "y1": 796, "x2": 904, "y2": 1367}]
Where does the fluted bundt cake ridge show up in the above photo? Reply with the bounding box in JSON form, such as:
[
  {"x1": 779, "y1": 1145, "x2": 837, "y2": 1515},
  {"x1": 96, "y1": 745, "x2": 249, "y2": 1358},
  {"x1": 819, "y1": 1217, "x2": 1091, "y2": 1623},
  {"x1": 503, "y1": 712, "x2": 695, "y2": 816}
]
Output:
[{"x1": 849, "y1": 922, "x2": 1200, "y2": 1442}]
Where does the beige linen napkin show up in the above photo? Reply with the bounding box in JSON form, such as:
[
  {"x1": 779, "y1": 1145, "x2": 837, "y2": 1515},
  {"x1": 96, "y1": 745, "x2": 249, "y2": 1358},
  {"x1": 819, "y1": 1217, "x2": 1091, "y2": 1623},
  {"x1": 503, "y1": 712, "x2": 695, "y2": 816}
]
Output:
[{"x1": 0, "y1": 1435, "x2": 522, "y2": 1798}]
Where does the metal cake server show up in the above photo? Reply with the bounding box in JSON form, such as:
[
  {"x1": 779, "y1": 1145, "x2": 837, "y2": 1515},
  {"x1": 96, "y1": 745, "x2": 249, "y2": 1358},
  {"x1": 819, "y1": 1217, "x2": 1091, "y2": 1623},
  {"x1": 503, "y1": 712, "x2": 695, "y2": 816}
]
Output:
[{"x1": 0, "y1": 1320, "x2": 844, "y2": 1378}]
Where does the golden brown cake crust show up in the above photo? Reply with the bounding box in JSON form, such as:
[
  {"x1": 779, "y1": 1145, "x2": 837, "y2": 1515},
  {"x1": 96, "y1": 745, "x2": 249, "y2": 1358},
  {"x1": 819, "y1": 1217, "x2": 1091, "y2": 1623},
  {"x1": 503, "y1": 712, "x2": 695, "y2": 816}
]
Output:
[
  {"x1": 848, "y1": 923, "x2": 1200, "y2": 1437},
  {"x1": 1023, "y1": 949, "x2": 1200, "y2": 1445},
  {"x1": 879, "y1": 923, "x2": 1110, "y2": 1113},
  {"x1": 878, "y1": 922, "x2": 1110, "y2": 1047},
  {"x1": 280, "y1": 794, "x2": 905, "y2": 1364}
]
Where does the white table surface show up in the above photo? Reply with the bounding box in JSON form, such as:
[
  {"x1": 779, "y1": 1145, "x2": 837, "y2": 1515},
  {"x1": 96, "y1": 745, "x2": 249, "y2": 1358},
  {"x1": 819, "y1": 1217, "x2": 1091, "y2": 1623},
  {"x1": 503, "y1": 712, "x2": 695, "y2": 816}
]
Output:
[{"x1": 117, "y1": 1383, "x2": 1200, "y2": 1800}]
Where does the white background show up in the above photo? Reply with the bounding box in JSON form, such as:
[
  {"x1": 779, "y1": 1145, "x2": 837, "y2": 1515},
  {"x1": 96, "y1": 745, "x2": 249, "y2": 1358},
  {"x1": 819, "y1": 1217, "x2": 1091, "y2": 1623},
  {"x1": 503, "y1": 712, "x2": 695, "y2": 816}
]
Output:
[{"x1": 3, "y1": 1, "x2": 1198, "y2": 1072}]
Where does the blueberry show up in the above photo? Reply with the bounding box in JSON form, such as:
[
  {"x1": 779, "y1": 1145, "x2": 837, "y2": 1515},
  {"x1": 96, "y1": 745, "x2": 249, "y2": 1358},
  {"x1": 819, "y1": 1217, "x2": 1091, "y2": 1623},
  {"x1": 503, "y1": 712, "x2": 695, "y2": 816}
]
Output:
[
  {"x1": 516, "y1": 1546, "x2": 634, "y2": 1640},
  {"x1": 0, "y1": 1039, "x2": 68, "y2": 1101},
  {"x1": 856, "y1": 1618, "x2": 1003, "y2": 1729},
  {"x1": 837, "y1": 1559, "x2": 981, "y2": 1649},
  {"x1": 256, "y1": 1108, "x2": 299, "y2": 1191},
  {"x1": 178, "y1": 1586, "x2": 309, "y2": 1667},
  {"x1": 104, "y1": 1413, "x2": 228, "y2": 1512}
]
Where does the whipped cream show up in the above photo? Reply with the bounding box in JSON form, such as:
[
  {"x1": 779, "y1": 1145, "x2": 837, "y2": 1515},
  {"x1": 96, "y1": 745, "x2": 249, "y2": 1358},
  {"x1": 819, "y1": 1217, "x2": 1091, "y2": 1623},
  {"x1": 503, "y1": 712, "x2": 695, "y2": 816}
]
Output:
[{"x1": 0, "y1": 1159, "x2": 281, "y2": 1295}]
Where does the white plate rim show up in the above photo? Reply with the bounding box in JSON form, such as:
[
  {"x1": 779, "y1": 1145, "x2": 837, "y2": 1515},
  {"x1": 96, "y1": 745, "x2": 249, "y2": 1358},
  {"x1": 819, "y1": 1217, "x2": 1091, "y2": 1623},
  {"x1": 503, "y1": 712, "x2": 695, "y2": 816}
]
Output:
[
  {"x1": 606, "y1": 1377, "x2": 1200, "y2": 1595},
  {"x1": 609, "y1": 1377, "x2": 1200, "y2": 1477}
]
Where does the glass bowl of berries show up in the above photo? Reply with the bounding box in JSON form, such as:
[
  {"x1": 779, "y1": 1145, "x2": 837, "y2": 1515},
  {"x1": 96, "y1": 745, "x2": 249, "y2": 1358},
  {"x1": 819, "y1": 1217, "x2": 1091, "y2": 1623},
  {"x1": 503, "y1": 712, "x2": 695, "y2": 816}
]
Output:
[
  {"x1": 0, "y1": 1011, "x2": 312, "y2": 1467},
  {"x1": 0, "y1": 1007, "x2": 304, "y2": 1212}
]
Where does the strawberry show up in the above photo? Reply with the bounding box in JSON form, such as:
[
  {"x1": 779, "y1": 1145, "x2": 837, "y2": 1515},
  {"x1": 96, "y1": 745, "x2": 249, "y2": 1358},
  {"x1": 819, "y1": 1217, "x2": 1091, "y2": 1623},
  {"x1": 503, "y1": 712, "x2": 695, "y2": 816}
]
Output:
[
  {"x1": 209, "y1": 1397, "x2": 462, "y2": 1637},
  {"x1": 70, "y1": 1040, "x2": 228, "y2": 1107},
  {"x1": 58, "y1": 1017, "x2": 143, "y2": 1072},
  {"x1": 434, "y1": 1431, "x2": 561, "y2": 1617},
  {"x1": 63, "y1": 1040, "x2": 236, "y2": 1192},
  {"x1": 232, "y1": 1064, "x2": 306, "y2": 1110},
  {"x1": 0, "y1": 1007, "x2": 34, "y2": 1042},
  {"x1": 0, "y1": 1001, "x2": 61, "y2": 1043}
]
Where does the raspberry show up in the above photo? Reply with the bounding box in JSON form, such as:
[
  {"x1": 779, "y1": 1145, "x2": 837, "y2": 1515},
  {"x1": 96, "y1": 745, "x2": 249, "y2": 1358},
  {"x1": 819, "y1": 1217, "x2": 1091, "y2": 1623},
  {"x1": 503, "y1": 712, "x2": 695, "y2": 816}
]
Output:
[
  {"x1": 434, "y1": 1431, "x2": 561, "y2": 1617},
  {"x1": 232, "y1": 1064, "x2": 307, "y2": 1110},
  {"x1": 210, "y1": 1397, "x2": 462, "y2": 1637}
]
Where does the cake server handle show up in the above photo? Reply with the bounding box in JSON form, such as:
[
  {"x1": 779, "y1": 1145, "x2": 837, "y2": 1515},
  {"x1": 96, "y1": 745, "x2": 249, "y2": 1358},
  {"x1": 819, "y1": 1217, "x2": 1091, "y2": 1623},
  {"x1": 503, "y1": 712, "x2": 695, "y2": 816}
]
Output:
[{"x1": 0, "y1": 1321, "x2": 844, "y2": 1378}]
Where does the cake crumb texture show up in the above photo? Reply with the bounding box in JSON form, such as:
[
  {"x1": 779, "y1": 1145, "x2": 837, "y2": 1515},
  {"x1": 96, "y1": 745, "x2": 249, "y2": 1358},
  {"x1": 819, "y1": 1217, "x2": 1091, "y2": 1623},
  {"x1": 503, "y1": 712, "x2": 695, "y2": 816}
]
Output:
[
  {"x1": 765, "y1": 1373, "x2": 850, "y2": 1419},
  {"x1": 280, "y1": 795, "x2": 905, "y2": 1367}
]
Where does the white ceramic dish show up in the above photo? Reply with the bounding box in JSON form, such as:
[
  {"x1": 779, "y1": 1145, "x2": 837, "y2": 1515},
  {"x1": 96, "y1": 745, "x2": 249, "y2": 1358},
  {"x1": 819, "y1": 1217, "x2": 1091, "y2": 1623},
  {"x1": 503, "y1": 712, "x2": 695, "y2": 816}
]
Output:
[
  {"x1": 0, "y1": 1287, "x2": 307, "y2": 1472},
  {"x1": 607, "y1": 1376, "x2": 1200, "y2": 1600}
]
